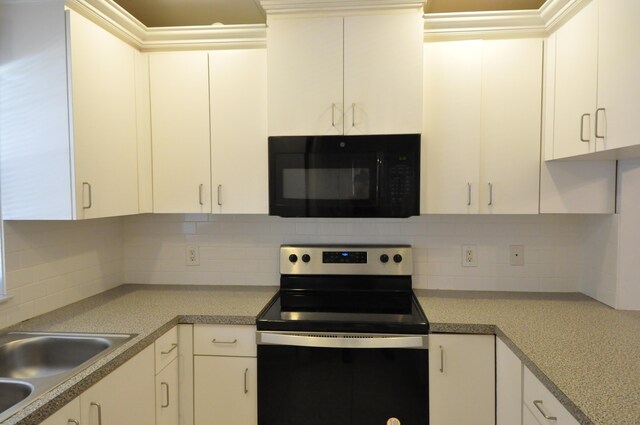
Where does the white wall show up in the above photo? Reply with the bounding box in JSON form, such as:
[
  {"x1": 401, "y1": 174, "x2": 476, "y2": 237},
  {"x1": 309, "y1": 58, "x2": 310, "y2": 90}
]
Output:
[
  {"x1": 124, "y1": 214, "x2": 582, "y2": 291},
  {"x1": 581, "y1": 214, "x2": 618, "y2": 307},
  {"x1": 616, "y1": 159, "x2": 640, "y2": 310},
  {"x1": 0, "y1": 218, "x2": 123, "y2": 328}
]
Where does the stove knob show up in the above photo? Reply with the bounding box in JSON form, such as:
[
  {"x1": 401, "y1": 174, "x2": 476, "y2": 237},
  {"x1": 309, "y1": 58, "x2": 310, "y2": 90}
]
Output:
[
  {"x1": 302, "y1": 254, "x2": 311, "y2": 263},
  {"x1": 288, "y1": 254, "x2": 298, "y2": 263},
  {"x1": 380, "y1": 254, "x2": 389, "y2": 263},
  {"x1": 393, "y1": 254, "x2": 403, "y2": 263}
]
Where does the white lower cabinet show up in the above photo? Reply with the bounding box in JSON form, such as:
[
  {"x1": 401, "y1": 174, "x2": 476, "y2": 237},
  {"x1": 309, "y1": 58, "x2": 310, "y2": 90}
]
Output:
[
  {"x1": 80, "y1": 345, "x2": 155, "y2": 425},
  {"x1": 193, "y1": 325, "x2": 257, "y2": 425},
  {"x1": 523, "y1": 367, "x2": 579, "y2": 425},
  {"x1": 40, "y1": 397, "x2": 81, "y2": 425},
  {"x1": 428, "y1": 334, "x2": 495, "y2": 425},
  {"x1": 496, "y1": 338, "x2": 523, "y2": 425}
]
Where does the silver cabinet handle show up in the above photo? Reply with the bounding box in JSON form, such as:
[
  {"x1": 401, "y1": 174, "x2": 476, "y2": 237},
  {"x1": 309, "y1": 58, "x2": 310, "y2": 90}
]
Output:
[
  {"x1": 90, "y1": 402, "x2": 102, "y2": 425},
  {"x1": 212, "y1": 338, "x2": 237, "y2": 344},
  {"x1": 257, "y1": 331, "x2": 428, "y2": 349},
  {"x1": 82, "y1": 182, "x2": 92, "y2": 209},
  {"x1": 161, "y1": 343, "x2": 178, "y2": 355},
  {"x1": 331, "y1": 103, "x2": 336, "y2": 127},
  {"x1": 217, "y1": 184, "x2": 222, "y2": 206},
  {"x1": 595, "y1": 107, "x2": 606, "y2": 139},
  {"x1": 488, "y1": 182, "x2": 493, "y2": 206},
  {"x1": 439, "y1": 345, "x2": 444, "y2": 373},
  {"x1": 244, "y1": 368, "x2": 249, "y2": 394},
  {"x1": 352, "y1": 103, "x2": 356, "y2": 128},
  {"x1": 580, "y1": 113, "x2": 590, "y2": 142},
  {"x1": 68, "y1": 420, "x2": 80, "y2": 425},
  {"x1": 533, "y1": 400, "x2": 557, "y2": 421},
  {"x1": 198, "y1": 184, "x2": 204, "y2": 206},
  {"x1": 161, "y1": 382, "x2": 170, "y2": 408},
  {"x1": 467, "y1": 183, "x2": 471, "y2": 206}
]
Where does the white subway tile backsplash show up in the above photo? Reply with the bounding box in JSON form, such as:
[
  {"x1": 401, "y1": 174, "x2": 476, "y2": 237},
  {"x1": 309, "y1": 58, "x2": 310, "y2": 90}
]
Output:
[{"x1": 123, "y1": 214, "x2": 583, "y2": 292}]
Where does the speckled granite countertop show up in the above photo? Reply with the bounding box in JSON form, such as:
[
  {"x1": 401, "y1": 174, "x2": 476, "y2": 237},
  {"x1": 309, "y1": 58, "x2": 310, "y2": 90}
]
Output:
[
  {"x1": 416, "y1": 289, "x2": 640, "y2": 425},
  {"x1": 2, "y1": 285, "x2": 639, "y2": 425}
]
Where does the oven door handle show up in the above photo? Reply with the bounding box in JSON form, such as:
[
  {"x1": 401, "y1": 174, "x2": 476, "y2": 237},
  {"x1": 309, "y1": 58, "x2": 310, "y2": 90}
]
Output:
[{"x1": 257, "y1": 332, "x2": 428, "y2": 349}]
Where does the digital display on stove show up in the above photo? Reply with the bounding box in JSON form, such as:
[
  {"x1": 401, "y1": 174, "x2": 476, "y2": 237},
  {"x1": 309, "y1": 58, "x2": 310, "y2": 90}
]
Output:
[{"x1": 322, "y1": 251, "x2": 367, "y2": 264}]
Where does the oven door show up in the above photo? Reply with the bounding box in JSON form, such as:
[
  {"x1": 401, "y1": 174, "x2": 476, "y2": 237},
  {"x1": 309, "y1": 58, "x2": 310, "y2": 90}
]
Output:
[
  {"x1": 268, "y1": 135, "x2": 420, "y2": 218},
  {"x1": 257, "y1": 332, "x2": 429, "y2": 425}
]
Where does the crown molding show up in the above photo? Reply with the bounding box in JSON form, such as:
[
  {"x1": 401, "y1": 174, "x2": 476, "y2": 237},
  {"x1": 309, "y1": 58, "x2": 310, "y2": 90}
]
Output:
[
  {"x1": 260, "y1": 0, "x2": 424, "y2": 14},
  {"x1": 423, "y1": 0, "x2": 586, "y2": 40}
]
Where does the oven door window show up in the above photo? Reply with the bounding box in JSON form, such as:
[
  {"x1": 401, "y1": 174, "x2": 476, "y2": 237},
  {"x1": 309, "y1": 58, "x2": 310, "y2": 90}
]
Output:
[{"x1": 258, "y1": 346, "x2": 428, "y2": 425}]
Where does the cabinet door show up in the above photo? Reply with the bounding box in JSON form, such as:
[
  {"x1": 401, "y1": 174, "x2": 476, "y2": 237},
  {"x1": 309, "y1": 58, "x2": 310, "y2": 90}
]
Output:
[
  {"x1": 41, "y1": 397, "x2": 81, "y2": 425},
  {"x1": 429, "y1": 334, "x2": 495, "y2": 425},
  {"x1": 540, "y1": 34, "x2": 616, "y2": 213},
  {"x1": 194, "y1": 356, "x2": 257, "y2": 425},
  {"x1": 68, "y1": 10, "x2": 139, "y2": 219},
  {"x1": 496, "y1": 338, "x2": 522, "y2": 425},
  {"x1": 523, "y1": 367, "x2": 579, "y2": 425},
  {"x1": 422, "y1": 41, "x2": 482, "y2": 214},
  {"x1": 210, "y1": 49, "x2": 268, "y2": 214},
  {"x1": 343, "y1": 10, "x2": 423, "y2": 135},
  {"x1": 552, "y1": 1, "x2": 598, "y2": 159},
  {"x1": 157, "y1": 358, "x2": 179, "y2": 425},
  {"x1": 267, "y1": 16, "x2": 343, "y2": 136},
  {"x1": 80, "y1": 345, "x2": 155, "y2": 425},
  {"x1": 150, "y1": 51, "x2": 212, "y2": 213},
  {"x1": 595, "y1": 0, "x2": 640, "y2": 152},
  {"x1": 480, "y1": 39, "x2": 542, "y2": 214}
]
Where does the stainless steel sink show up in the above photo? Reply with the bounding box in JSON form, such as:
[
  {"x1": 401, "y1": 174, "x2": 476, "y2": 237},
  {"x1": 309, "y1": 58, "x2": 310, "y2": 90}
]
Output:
[{"x1": 0, "y1": 332, "x2": 135, "y2": 422}]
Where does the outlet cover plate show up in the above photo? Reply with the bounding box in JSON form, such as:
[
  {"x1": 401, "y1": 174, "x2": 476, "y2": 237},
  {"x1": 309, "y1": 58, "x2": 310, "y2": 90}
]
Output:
[{"x1": 462, "y1": 245, "x2": 477, "y2": 267}]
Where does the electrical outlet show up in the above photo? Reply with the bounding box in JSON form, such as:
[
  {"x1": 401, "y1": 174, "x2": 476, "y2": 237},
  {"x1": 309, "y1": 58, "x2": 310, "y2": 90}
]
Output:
[
  {"x1": 462, "y1": 245, "x2": 477, "y2": 267},
  {"x1": 510, "y1": 245, "x2": 524, "y2": 266},
  {"x1": 186, "y1": 245, "x2": 200, "y2": 266}
]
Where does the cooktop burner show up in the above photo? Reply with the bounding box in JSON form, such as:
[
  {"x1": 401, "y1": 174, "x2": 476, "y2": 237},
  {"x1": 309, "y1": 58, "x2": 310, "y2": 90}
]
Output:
[{"x1": 256, "y1": 245, "x2": 429, "y2": 334}]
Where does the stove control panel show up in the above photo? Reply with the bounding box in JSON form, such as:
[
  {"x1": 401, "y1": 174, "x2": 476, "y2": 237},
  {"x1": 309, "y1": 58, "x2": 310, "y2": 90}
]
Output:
[{"x1": 281, "y1": 245, "x2": 412, "y2": 276}]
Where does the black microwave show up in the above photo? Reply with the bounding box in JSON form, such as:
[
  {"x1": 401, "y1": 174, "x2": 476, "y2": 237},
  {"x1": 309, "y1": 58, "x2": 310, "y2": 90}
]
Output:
[{"x1": 268, "y1": 134, "x2": 420, "y2": 218}]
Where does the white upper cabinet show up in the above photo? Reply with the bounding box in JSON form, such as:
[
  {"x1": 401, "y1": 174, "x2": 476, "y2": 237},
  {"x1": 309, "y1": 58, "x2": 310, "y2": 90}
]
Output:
[
  {"x1": 552, "y1": 0, "x2": 598, "y2": 159},
  {"x1": 149, "y1": 51, "x2": 212, "y2": 213},
  {"x1": 0, "y1": 2, "x2": 141, "y2": 220},
  {"x1": 267, "y1": 8, "x2": 423, "y2": 136},
  {"x1": 343, "y1": 12, "x2": 423, "y2": 135},
  {"x1": 550, "y1": 0, "x2": 640, "y2": 159},
  {"x1": 210, "y1": 50, "x2": 268, "y2": 214},
  {"x1": 267, "y1": 16, "x2": 344, "y2": 136},
  {"x1": 422, "y1": 40, "x2": 482, "y2": 214},
  {"x1": 595, "y1": 0, "x2": 640, "y2": 152},
  {"x1": 423, "y1": 38, "x2": 542, "y2": 214}
]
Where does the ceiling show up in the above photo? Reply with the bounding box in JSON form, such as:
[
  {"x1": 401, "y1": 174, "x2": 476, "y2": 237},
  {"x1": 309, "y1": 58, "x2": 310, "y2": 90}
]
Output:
[{"x1": 112, "y1": 0, "x2": 547, "y2": 28}]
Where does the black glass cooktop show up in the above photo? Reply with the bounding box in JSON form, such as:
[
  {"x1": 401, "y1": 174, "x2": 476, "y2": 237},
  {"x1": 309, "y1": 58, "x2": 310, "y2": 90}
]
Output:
[{"x1": 256, "y1": 290, "x2": 429, "y2": 334}]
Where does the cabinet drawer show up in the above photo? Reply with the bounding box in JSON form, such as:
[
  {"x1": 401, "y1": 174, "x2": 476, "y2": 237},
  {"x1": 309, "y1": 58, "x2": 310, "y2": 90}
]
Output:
[
  {"x1": 194, "y1": 324, "x2": 256, "y2": 357},
  {"x1": 155, "y1": 326, "x2": 179, "y2": 373},
  {"x1": 523, "y1": 367, "x2": 579, "y2": 425}
]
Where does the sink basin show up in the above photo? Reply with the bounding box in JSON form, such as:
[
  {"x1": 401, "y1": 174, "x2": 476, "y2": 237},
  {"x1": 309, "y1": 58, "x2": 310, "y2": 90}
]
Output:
[
  {"x1": 0, "y1": 335, "x2": 112, "y2": 379},
  {"x1": 0, "y1": 332, "x2": 135, "y2": 422},
  {"x1": 0, "y1": 380, "x2": 33, "y2": 415}
]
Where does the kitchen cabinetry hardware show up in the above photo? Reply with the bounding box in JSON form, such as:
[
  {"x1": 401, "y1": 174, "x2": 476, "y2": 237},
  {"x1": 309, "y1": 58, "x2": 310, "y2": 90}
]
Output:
[
  {"x1": 161, "y1": 343, "x2": 178, "y2": 355},
  {"x1": 351, "y1": 103, "x2": 356, "y2": 128},
  {"x1": 212, "y1": 338, "x2": 238, "y2": 344},
  {"x1": 67, "y1": 420, "x2": 79, "y2": 425},
  {"x1": 217, "y1": 184, "x2": 222, "y2": 206},
  {"x1": 90, "y1": 402, "x2": 102, "y2": 425},
  {"x1": 161, "y1": 382, "x2": 170, "y2": 408},
  {"x1": 83, "y1": 183, "x2": 92, "y2": 209},
  {"x1": 580, "y1": 114, "x2": 590, "y2": 142},
  {"x1": 533, "y1": 400, "x2": 557, "y2": 421},
  {"x1": 595, "y1": 107, "x2": 606, "y2": 139},
  {"x1": 331, "y1": 103, "x2": 336, "y2": 127},
  {"x1": 467, "y1": 183, "x2": 472, "y2": 206},
  {"x1": 199, "y1": 184, "x2": 204, "y2": 206},
  {"x1": 244, "y1": 368, "x2": 249, "y2": 394},
  {"x1": 439, "y1": 345, "x2": 444, "y2": 373},
  {"x1": 488, "y1": 183, "x2": 493, "y2": 206}
]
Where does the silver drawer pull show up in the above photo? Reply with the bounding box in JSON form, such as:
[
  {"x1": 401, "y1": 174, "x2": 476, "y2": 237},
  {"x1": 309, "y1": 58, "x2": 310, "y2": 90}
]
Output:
[
  {"x1": 244, "y1": 368, "x2": 249, "y2": 394},
  {"x1": 161, "y1": 343, "x2": 178, "y2": 355},
  {"x1": 212, "y1": 338, "x2": 237, "y2": 344},
  {"x1": 439, "y1": 345, "x2": 444, "y2": 373},
  {"x1": 68, "y1": 420, "x2": 80, "y2": 425},
  {"x1": 161, "y1": 382, "x2": 170, "y2": 408},
  {"x1": 580, "y1": 113, "x2": 590, "y2": 142},
  {"x1": 90, "y1": 402, "x2": 102, "y2": 425},
  {"x1": 533, "y1": 400, "x2": 557, "y2": 421}
]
